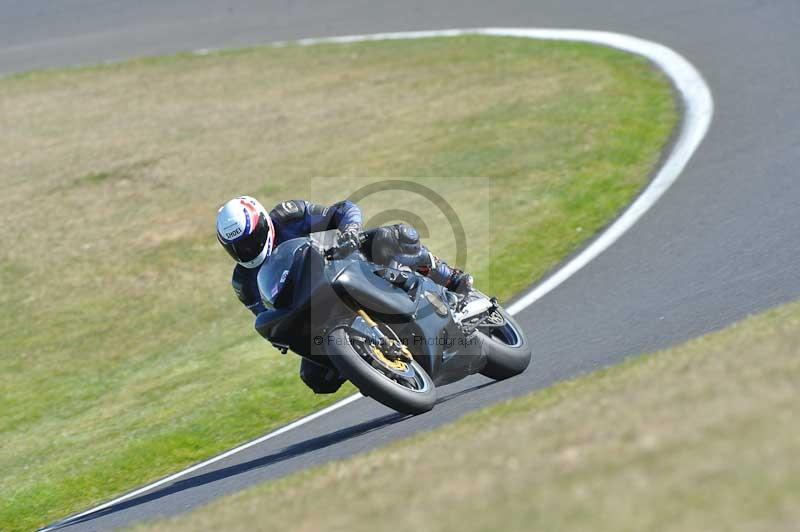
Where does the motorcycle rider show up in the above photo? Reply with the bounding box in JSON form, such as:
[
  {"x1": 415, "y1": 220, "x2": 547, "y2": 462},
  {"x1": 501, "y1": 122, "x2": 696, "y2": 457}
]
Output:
[{"x1": 216, "y1": 195, "x2": 472, "y2": 394}]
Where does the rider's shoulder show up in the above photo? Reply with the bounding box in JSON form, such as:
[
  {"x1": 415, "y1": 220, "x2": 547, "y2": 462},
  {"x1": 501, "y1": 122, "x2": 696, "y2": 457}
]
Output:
[{"x1": 269, "y1": 200, "x2": 307, "y2": 222}]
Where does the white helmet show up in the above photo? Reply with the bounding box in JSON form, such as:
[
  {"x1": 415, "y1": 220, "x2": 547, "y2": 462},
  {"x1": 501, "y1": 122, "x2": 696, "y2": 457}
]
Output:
[{"x1": 216, "y1": 196, "x2": 275, "y2": 269}]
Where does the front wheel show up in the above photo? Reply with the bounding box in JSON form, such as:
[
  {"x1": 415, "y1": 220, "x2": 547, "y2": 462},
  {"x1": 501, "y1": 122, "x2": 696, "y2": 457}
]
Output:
[
  {"x1": 326, "y1": 326, "x2": 436, "y2": 415},
  {"x1": 477, "y1": 307, "x2": 532, "y2": 380}
]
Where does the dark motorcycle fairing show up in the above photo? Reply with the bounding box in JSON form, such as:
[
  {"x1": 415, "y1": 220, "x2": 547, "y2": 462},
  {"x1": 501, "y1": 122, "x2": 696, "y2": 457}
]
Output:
[
  {"x1": 254, "y1": 233, "x2": 487, "y2": 386},
  {"x1": 330, "y1": 259, "x2": 417, "y2": 322}
]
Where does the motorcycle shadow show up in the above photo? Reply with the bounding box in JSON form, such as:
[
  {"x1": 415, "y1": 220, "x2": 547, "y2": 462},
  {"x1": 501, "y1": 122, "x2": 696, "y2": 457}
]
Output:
[
  {"x1": 52, "y1": 380, "x2": 501, "y2": 529},
  {"x1": 434, "y1": 377, "x2": 498, "y2": 406},
  {"x1": 51, "y1": 411, "x2": 407, "y2": 529}
]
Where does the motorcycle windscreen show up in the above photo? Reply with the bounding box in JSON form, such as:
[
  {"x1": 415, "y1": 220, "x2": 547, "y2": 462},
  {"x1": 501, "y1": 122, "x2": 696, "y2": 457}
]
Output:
[{"x1": 257, "y1": 237, "x2": 307, "y2": 307}]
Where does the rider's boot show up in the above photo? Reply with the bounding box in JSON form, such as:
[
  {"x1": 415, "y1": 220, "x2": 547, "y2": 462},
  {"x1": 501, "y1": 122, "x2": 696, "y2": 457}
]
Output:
[{"x1": 418, "y1": 254, "x2": 474, "y2": 295}]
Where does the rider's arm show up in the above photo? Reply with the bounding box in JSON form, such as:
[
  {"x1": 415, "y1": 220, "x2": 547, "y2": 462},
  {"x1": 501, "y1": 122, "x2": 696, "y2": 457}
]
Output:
[
  {"x1": 232, "y1": 264, "x2": 266, "y2": 316},
  {"x1": 305, "y1": 199, "x2": 363, "y2": 233}
]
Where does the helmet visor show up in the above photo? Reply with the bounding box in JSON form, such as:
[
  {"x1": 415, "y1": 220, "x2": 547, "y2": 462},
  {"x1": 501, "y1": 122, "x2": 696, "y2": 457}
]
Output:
[{"x1": 219, "y1": 213, "x2": 271, "y2": 264}]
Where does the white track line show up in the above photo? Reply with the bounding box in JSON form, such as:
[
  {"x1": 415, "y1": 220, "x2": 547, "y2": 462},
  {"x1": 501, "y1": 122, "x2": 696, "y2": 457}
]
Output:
[
  {"x1": 42, "y1": 394, "x2": 364, "y2": 530},
  {"x1": 43, "y1": 28, "x2": 712, "y2": 530}
]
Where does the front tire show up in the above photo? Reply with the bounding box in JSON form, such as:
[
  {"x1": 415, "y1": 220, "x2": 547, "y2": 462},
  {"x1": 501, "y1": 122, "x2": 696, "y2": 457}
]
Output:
[
  {"x1": 326, "y1": 326, "x2": 436, "y2": 415},
  {"x1": 478, "y1": 308, "x2": 532, "y2": 380}
]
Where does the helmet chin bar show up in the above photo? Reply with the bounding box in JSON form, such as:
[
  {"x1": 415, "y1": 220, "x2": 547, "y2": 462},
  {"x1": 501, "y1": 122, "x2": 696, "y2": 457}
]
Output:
[
  {"x1": 240, "y1": 244, "x2": 270, "y2": 269},
  {"x1": 239, "y1": 217, "x2": 274, "y2": 269}
]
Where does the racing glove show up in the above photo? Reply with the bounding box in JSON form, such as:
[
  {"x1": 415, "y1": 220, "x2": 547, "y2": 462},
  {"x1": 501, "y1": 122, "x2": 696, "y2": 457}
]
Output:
[{"x1": 336, "y1": 225, "x2": 362, "y2": 256}]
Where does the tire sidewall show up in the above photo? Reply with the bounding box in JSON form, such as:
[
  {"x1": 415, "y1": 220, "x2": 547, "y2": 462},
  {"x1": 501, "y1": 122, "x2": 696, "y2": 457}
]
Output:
[
  {"x1": 478, "y1": 309, "x2": 532, "y2": 380},
  {"x1": 326, "y1": 327, "x2": 437, "y2": 415}
]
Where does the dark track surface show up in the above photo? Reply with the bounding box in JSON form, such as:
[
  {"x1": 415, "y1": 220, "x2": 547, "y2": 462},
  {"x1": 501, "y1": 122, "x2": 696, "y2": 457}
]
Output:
[{"x1": 10, "y1": 2, "x2": 798, "y2": 530}]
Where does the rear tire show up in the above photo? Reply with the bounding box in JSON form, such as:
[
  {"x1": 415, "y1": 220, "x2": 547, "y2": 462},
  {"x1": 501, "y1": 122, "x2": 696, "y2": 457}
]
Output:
[
  {"x1": 478, "y1": 308, "x2": 532, "y2": 380},
  {"x1": 326, "y1": 327, "x2": 436, "y2": 415}
]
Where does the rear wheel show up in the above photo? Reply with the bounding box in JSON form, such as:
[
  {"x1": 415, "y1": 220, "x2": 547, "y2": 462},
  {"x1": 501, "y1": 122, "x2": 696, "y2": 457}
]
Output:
[
  {"x1": 326, "y1": 325, "x2": 436, "y2": 415},
  {"x1": 477, "y1": 307, "x2": 532, "y2": 380}
]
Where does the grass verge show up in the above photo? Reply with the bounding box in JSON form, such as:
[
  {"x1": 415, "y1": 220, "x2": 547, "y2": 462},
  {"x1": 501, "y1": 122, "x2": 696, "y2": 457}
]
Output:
[
  {"x1": 0, "y1": 36, "x2": 676, "y2": 530},
  {"x1": 138, "y1": 300, "x2": 800, "y2": 532}
]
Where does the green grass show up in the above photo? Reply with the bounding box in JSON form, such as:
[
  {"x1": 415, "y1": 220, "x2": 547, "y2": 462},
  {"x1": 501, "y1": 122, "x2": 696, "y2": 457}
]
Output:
[
  {"x1": 138, "y1": 301, "x2": 800, "y2": 532},
  {"x1": 0, "y1": 36, "x2": 676, "y2": 530}
]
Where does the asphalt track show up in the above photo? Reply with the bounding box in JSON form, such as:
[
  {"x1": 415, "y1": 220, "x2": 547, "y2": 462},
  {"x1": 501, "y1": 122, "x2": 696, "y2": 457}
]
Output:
[{"x1": 5, "y1": 1, "x2": 797, "y2": 530}]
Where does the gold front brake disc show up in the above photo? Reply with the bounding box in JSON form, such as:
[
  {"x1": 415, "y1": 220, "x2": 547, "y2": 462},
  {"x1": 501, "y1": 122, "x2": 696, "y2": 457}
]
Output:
[{"x1": 370, "y1": 345, "x2": 408, "y2": 371}]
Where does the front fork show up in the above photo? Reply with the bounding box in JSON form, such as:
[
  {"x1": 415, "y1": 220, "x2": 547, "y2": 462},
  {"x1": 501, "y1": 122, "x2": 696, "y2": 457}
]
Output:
[{"x1": 351, "y1": 309, "x2": 413, "y2": 363}]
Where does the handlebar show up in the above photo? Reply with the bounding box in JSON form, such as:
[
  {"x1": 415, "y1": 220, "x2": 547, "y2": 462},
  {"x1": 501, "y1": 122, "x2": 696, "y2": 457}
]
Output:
[{"x1": 324, "y1": 230, "x2": 367, "y2": 260}]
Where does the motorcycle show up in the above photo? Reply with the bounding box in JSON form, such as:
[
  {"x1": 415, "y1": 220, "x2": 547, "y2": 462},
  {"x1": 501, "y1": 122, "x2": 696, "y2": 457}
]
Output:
[{"x1": 254, "y1": 230, "x2": 532, "y2": 415}]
